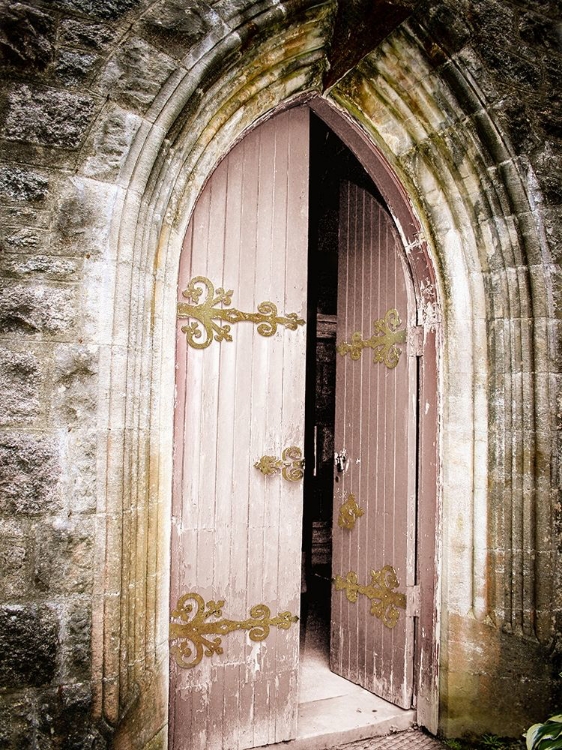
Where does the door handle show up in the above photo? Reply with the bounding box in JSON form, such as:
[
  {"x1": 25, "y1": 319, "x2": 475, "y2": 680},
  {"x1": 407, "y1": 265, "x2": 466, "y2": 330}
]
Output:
[{"x1": 334, "y1": 448, "x2": 348, "y2": 473}]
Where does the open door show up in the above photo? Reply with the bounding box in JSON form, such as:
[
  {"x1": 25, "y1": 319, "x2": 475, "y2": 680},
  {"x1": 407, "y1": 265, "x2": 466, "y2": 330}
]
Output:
[
  {"x1": 170, "y1": 108, "x2": 309, "y2": 750},
  {"x1": 330, "y1": 179, "x2": 418, "y2": 708}
]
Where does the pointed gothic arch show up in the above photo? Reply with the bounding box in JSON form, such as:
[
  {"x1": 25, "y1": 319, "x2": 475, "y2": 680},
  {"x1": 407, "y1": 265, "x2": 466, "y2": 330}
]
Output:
[{"x1": 83, "y1": 10, "x2": 554, "y2": 747}]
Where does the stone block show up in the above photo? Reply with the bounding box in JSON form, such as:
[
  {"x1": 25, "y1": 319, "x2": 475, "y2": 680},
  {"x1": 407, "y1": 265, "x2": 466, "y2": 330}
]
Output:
[
  {"x1": 36, "y1": 683, "x2": 106, "y2": 749},
  {"x1": 0, "y1": 348, "x2": 42, "y2": 426},
  {"x1": 0, "y1": 691, "x2": 34, "y2": 748},
  {"x1": 519, "y1": 9, "x2": 562, "y2": 54},
  {"x1": 59, "y1": 17, "x2": 115, "y2": 50},
  {"x1": 422, "y1": 3, "x2": 471, "y2": 55},
  {"x1": 138, "y1": 0, "x2": 210, "y2": 60},
  {"x1": 55, "y1": 48, "x2": 99, "y2": 87},
  {"x1": 53, "y1": 344, "x2": 98, "y2": 424},
  {"x1": 64, "y1": 602, "x2": 92, "y2": 680},
  {"x1": 52, "y1": 177, "x2": 116, "y2": 257},
  {"x1": 0, "y1": 530, "x2": 31, "y2": 600},
  {"x1": 0, "y1": 226, "x2": 45, "y2": 254},
  {"x1": 0, "y1": 254, "x2": 81, "y2": 281},
  {"x1": 530, "y1": 141, "x2": 562, "y2": 206},
  {"x1": 61, "y1": 429, "x2": 97, "y2": 514},
  {"x1": 81, "y1": 105, "x2": 142, "y2": 181},
  {"x1": 34, "y1": 518, "x2": 94, "y2": 595},
  {"x1": 0, "y1": 604, "x2": 58, "y2": 689},
  {"x1": 94, "y1": 36, "x2": 176, "y2": 113},
  {"x1": 0, "y1": 284, "x2": 76, "y2": 335},
  {"x1": 0, "y1": 432, "x2": 60, "y2": 515},
  {"x1": 0, "y1": 166, "x2": 49, "y2": 203},
  {"x1": 52, "y1": 0, "x2": 142, "y2": 21},
  {"x1": 2, "y1": 84, "x2": 95, "y2": 150},
  {"x1": 0, "y1": 2, "x2": 54, "y2": 70}
]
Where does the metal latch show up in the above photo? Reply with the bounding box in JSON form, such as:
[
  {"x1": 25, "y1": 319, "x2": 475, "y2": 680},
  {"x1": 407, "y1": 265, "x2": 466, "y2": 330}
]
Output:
[{"x1": 335, "y1": 448, "x2": 349, "y2": 473}]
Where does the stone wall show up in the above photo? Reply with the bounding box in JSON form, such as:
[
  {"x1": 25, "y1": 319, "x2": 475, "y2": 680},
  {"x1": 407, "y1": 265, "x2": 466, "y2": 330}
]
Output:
[{"x1": 0, "y1": 0, "x2": 560, "y2": 747}]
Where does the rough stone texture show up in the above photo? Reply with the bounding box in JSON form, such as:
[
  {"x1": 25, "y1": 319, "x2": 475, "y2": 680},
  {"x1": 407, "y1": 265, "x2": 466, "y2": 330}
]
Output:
[
  {"x1": 54, "y1": 49, "x2": 100, "y2": 87},
  {"x1": 0, "y1": 2, "x2": 55, "y2": 71},
  {"x1": 0, "y1": 166, "x2": 49, "y2": 203},
  {"x1": 52, "y1": 344, "x2": 98, "y2": 424},
  {"x1": 0, "y1": 284, "x2": 76, "y2": 335},
  {"x1": 34, "y1": 518, "x2": 94, "y2": 595},
  {"x1": 0, "y1": 433, "x2": 60, "y2": 515},
  {"x1": 59, "y1": 17, "x2": 116, "y2": 51},
  {"x1": 139, "y1": 0, "x2": 211, "y2": 59},
  {"x1": 0, "y1": 348, "x2": 42, "y2": 425},
  {"x1": 0, "y1": 0, "x2": 559, "y2": 747},
  {"x1": 93, "y1": 36, "x2": 177, "y2": 113},
  {"x1": 0, "y1": 604, "x2": 58, "y2": 689},
  {"x1": 2, "y1": 85, "x2": 95, "y2": 149},
  {"x1": 80, "y1": 105, "x2": 142, "y2": 180}
]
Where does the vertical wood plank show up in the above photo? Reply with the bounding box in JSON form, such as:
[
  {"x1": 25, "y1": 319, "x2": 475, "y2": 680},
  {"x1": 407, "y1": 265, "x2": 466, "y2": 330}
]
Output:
[
  {"x1": 331, "y1": 181, "x2": 417, "y2": 709},
  {"x1": 170, "y1": 107, "x2": 309, "y2": 750}
]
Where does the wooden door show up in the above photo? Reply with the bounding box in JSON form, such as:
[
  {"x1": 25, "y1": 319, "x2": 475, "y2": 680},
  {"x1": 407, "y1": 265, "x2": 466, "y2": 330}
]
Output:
[
  {"x1": 170, "y1": 108, "x2": 309, "y2": 750},
  {"x1": 330, "y1": 180, "x2": 418, "y2": 708}
]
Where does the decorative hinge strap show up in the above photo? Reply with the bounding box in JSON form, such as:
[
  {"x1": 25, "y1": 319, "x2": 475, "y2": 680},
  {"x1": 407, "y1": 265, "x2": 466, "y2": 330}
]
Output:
[
  {"x1": 177, "y1": 276, "x2": 305, "y2": 349},
  {"x1": 333, "y1": 565, "x2": 406, "y2": 629},
  {"x1": 337, "y1": 492, "x2": 364, "y2": 530},
  {"x1": 170, "y1": 593, "x2": 298, "y2": 669},
  {"x1": 254, "y1": 446, "x2": 304, "y2": 482},
  {"x1": 336, "y1": 309, "x2": 407, "y2": 369}
]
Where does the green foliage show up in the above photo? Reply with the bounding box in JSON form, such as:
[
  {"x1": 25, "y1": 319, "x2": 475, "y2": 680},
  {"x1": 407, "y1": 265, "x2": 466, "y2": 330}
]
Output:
[
  {"x1": 481, "y1": 735, "x2": 512, "y2": 749},
  {"x1": 444, "y1": 741, "x2": 464, "y2": 750},
  {"x1": 525, "y1": 715, "x2": 562, "y2": 750}
]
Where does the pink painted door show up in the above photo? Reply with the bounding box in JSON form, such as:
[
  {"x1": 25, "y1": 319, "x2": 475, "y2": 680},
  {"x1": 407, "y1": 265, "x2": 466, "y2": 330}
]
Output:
[
  {"x1": 330, "y1": 180, "x2": 418, "y2": 708},
  {"x1": 170, "y1": 108, "x2": 309, "y2": 749}
]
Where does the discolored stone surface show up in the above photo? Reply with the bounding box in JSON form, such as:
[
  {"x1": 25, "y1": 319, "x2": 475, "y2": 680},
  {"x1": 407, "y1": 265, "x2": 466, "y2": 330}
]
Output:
[
  {"x1": 59, "y1": 17, "x2": 115, "y2": 50},
  {"x1": 34, "y1": 518, "x2": 94, "y2": 595},
  {"x1": 0, "y1": 433, "x2": 60, "y2": 515},
  {"x1": 52, "y1": 0, "x2": 143, "y2": 21},
  {"x1": 0, "y1": 348, "x2": 42, "y2": 425},
  {"x1": 2, "y1": 85, "x2": 95, "y2": 149},
  {"x1": 94, "y1": 36, "x2": 176, "y2": 113},
  {"x1": 54, "y1": 49, "x2": 100, "y2": 87},
  {"x1": 0, "y1": 284, "x2": 76, "y2": 335},
  {"x1": 52, "y1": 344, "x2": 98, "y2": 424},
  {"x1": 139, "y1": 0, "x2": 211, "y2": 59},
  {"x1": 0, "y1": 2, "x2": 54, "y2": 70},
  {"x1": 0, "y1": 604, "x2": 58, "y2": 689},
  {"x1": 0, "y1": 166, "x2": 49, "y2": 203}
]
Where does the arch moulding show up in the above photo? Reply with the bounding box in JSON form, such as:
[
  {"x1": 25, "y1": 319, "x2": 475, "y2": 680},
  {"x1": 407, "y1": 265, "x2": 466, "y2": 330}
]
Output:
[{"x1": 87, "y1": 14, "x2": 553, "y2": 748}]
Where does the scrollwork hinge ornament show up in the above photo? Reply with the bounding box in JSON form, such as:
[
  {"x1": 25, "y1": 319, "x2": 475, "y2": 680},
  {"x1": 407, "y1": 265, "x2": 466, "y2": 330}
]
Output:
[
  {"x1": 337, "y1": 308, "x2": 406, "y2": 369},
  {"x1": 254, "y1": 446, "x2": 304, "y2": 482},
  {"x1": 177, "y1": 276, "x2": 305, "y2": 349},
  {"x1": 338, "y1": 492, "x2": 364, "y2": 530},
  {"x1": 333, "y1": 565, "x2": 406, "y2": 629},
  {"x1": 170, "y1": 592, "x2": 298, "y2": 669}
]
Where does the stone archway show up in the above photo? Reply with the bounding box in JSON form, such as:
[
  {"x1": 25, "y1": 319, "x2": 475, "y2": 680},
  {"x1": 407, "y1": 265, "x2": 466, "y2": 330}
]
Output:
[{"x1": 82, "y1": 10, "x2": 556, "y2": 748}]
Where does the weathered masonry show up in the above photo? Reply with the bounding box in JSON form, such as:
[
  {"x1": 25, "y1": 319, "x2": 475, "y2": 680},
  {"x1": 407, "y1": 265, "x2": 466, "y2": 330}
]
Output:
[{"x1": 0, "y1": 1, "x2": 561, "y2": 748}]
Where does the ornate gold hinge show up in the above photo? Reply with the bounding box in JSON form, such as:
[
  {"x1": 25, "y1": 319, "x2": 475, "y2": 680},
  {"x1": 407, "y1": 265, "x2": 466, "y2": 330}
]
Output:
[
  {"x1": 254, "y1": 446, "x2": 304, "y2": 482},
  {"x1": 170, "y1": 592, "x2": 298, "y2": 668},
  {"x1": 177, "y1": 276, "x2": 305, "y2": 349},
  {"x1": 333, "y1": 565, "x2": 406, "y2": 629},
  {"x1": 336, "y1": 308, "x2": 406, "y2": 369},
  {"x1": 337, "y1": 492, "x2": 364, "y2": 530}
]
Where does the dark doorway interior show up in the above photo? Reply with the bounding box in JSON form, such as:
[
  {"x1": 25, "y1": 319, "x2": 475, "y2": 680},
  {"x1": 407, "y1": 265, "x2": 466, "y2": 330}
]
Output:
[{"x1": 301, "y1": 113, "x2": 386, "y2": 662}]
